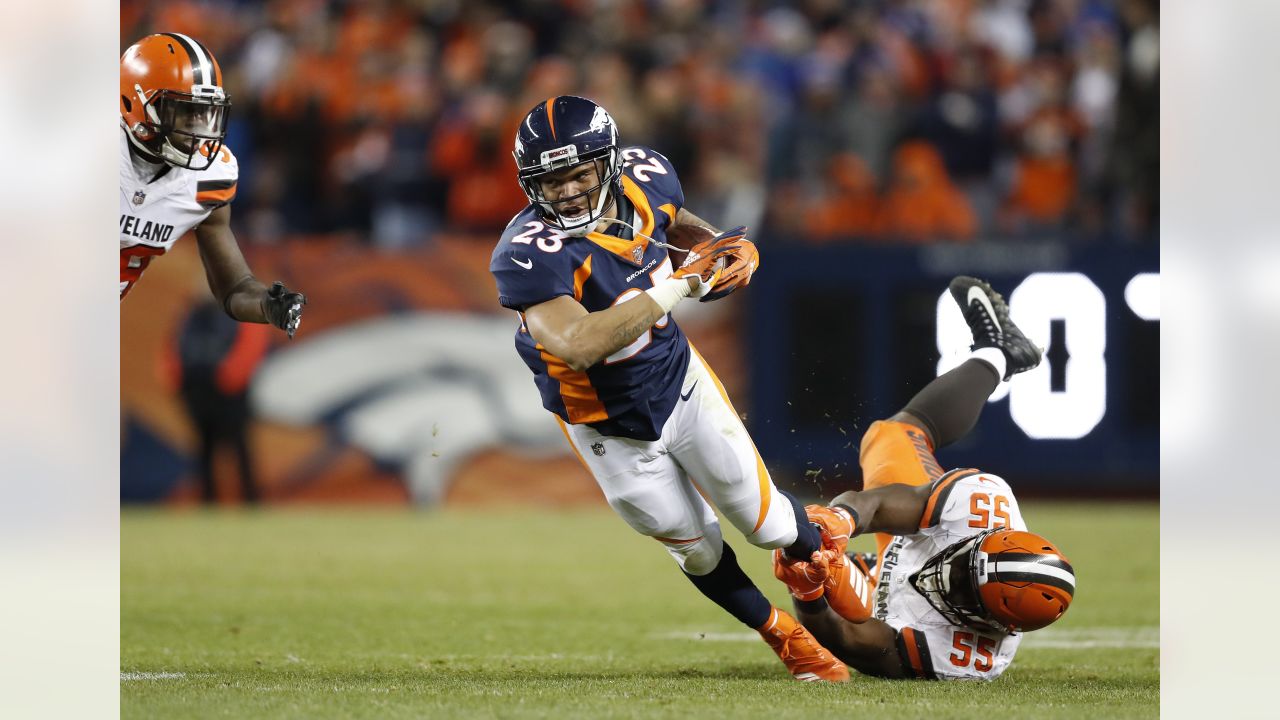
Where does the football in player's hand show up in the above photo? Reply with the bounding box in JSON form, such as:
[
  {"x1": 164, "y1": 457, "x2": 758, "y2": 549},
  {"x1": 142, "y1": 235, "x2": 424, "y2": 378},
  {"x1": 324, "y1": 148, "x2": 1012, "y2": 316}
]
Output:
[
  {"x1": 699, "y1": 237, "x2": 758, "y2": 302},
  {"x1": 678, "y1": 226, "x2": 759, "y2": 302},
  {"x1": 663, "y1": 224, "x2": 716, "y2": 253}
]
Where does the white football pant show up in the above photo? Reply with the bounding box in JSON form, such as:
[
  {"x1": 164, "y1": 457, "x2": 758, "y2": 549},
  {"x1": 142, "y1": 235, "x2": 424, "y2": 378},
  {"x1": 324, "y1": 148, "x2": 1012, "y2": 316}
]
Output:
[{"x1": 557, "y1": 347, "x2": 799, "y2": 576}]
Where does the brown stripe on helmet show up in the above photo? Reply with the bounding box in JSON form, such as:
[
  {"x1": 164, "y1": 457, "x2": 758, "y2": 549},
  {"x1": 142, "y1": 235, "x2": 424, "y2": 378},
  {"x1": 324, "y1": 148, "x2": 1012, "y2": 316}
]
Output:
[
  {"x1": 991, "y1": 552, "x2": 1075, "y2": 575},
  {"x1": 190, "y1": 36, "x2": 221, "y2": 86},
  {"x1": 987, "y1": 570, "x2": 1076, "y2": 597},
  {"x1": 161, "y1": 33, "x2": 204, "y2": 86}
]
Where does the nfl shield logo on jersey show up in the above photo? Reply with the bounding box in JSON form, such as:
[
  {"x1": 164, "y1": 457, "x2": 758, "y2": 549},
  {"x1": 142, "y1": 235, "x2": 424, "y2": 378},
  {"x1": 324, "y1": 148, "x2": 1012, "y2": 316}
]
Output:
[
  {"x1": 132, "y1": 190, "x2": 146, "y2": 207},
  {"x1": 591, "y1": 442, "x2": 606, "y2": 456},
  {"x1": 632, "y1": 246, "x2": 643, "y2": 263}
]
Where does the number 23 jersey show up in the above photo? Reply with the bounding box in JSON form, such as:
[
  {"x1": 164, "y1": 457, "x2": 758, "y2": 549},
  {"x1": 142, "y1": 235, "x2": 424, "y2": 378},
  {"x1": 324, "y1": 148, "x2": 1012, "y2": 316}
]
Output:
[
  {"x1": 489, "y1": 146, "x2": 689, "y2": 442},
  {"x1": 877, "y1": 469, "x2": 1028, "y2": 680}
]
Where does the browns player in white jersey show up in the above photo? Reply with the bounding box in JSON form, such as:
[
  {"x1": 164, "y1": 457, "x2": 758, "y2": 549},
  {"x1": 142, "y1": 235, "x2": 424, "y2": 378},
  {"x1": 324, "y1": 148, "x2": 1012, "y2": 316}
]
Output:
[
  {"x1": 120, "y1": 33, "x2": 304, "y2": 337},
  {"x1": 773, "y1": 276, "x2": 1076, "y2": 680}
]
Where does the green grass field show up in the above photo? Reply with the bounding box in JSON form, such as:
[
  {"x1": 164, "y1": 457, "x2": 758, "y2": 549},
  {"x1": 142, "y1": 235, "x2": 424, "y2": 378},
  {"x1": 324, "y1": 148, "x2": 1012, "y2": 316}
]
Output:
[{"x1": 122, "y1": 501, "x2": 1158, "y2": 719}]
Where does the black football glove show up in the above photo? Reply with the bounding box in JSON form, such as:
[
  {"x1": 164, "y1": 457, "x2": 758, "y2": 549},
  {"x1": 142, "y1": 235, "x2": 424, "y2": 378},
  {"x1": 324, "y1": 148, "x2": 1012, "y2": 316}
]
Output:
[{"x1": 262, "y1": 281, "x2": 307, "y2": 339}]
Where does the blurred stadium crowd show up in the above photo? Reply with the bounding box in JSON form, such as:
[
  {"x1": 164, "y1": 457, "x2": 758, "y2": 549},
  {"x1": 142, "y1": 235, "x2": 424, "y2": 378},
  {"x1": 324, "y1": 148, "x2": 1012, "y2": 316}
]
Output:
[{"x1": 121, "y1": 0, "x2": 1158, "y2": 248}]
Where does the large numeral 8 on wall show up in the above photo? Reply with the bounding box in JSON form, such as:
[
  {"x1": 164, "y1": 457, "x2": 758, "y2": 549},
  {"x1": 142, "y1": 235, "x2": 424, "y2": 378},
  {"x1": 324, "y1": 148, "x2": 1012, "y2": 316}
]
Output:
[{"x1": 937, "y1": 272, "x2": 1107, "y2": 440}]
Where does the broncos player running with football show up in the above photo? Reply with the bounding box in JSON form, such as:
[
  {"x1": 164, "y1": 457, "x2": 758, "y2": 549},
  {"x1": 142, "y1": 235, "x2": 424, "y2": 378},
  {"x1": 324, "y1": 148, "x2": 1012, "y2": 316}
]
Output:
[
  {"x1": 490, "y1": 96, "x2": 848, "y2": 682},
  {"x1": 773, "y1": 276, "x2": 1076, "y2": 680},
  {"x1": 120, "y1": 34, "x2": 304, "y2": 337}
]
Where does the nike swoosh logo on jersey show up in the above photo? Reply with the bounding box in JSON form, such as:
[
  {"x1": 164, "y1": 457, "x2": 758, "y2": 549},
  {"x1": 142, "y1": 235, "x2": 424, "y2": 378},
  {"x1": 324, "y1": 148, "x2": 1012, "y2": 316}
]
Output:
[
  {"x1": 967, "y1": 286, "x2": 1002, "y2": 333},
  {"x1": 512, "y1": 257, "x2": 533, "y2": 270},
  {"x1": 680, "y1": 380, "x2": 698, "y2": 402}
]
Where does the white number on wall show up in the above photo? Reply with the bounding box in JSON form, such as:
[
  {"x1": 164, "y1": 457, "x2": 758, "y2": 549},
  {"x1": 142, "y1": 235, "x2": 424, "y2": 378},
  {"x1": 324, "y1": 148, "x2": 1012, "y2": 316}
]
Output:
[{"x1": 936, "y1": 272, "x2": 1109, "y2": 440}]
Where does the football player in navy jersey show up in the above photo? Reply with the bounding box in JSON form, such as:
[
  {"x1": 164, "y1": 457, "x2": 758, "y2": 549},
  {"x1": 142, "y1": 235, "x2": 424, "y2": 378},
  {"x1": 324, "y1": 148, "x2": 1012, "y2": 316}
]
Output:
[{"x1": 489, "y1": 96, "x2": 851, "y2": 682}]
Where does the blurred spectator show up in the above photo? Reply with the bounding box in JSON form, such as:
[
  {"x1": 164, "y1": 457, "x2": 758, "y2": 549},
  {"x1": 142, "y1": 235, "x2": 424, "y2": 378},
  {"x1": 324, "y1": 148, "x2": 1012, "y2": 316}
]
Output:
[
  {"x1": 162, "y1": 301, "x2": 271, "y2": 504},
  {"x1": 803, "y1": 153, "x2": 879, "y2": 242},
  {"x1": 120, "y1": 0, "x2": 1157, "y2": 246},
  {"x1": 429, "y1": 91, "x2": 528, "y2": 232},
  {"x1": 874, "y1": 141, "x2": 977, "y2": 243},
  {"x1": 1108, "y1": 0, "x2": 1159, "y2": 241},
  {"x1": 1002, "y1": 59, "x2": 1083, "y2": 231}
]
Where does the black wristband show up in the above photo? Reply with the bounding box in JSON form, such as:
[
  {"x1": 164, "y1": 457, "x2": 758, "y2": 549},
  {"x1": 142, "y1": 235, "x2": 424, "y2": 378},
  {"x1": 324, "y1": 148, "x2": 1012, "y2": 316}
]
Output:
[{"x1": 833, "y1": 503, "x2": 861, "y2": 535}]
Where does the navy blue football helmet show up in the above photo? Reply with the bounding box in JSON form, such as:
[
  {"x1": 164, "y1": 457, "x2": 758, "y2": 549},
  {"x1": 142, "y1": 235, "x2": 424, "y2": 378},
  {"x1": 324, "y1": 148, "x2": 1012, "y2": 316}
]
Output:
[{"x1": 513, "y1": 96, "x2": 621, "y2": 236}]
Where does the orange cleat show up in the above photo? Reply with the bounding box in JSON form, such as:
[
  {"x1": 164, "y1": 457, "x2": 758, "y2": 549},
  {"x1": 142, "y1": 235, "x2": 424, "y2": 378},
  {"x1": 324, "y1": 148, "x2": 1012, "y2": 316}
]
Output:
[
  {"x1": 756, "y1": 607, "x2": 850, "y2": 682},
  {"x1": 815, "y1": 546, "x2": 873, "y2": 623},
  {"x1": 805, "y1": 506, "x2": 871, "y2": 623},
  {"x1": 772, "y1": 548, "x2": 826, "y2": 601}
]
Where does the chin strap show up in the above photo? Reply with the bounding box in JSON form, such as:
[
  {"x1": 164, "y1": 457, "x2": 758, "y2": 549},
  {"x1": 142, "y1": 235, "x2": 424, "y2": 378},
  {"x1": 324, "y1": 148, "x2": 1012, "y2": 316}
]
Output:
[{"x1": 594, "y1": 216, "x2": 682, "y2": 250}]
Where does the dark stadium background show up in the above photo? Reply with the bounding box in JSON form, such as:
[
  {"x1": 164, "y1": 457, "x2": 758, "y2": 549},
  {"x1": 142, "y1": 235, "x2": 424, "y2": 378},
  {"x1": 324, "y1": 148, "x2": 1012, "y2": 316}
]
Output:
[{"x1": 120, "y1": 0, "x2": 1159, "y2": 505}]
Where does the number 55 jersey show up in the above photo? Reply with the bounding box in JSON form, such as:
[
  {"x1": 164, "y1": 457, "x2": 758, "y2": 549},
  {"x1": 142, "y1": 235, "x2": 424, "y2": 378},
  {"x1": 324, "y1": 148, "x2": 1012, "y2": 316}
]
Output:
[
  {"x1": 489, "y1": 145, "x2": 690, "y2": 442},
  {"x1": 876, "y1": 470, "x2": 1028, "y2": 681}
]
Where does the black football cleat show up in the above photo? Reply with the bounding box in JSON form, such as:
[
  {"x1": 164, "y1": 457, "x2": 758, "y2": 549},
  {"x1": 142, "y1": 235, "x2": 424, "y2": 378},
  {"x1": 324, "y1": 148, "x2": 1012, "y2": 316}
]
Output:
[{"x1": 948, "y1": 276, "x2": 1042, "y2": 380}]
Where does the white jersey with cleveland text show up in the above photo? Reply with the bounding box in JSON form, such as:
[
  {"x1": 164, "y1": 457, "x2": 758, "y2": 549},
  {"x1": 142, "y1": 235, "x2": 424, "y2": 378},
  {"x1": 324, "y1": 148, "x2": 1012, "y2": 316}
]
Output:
[
  {"x1": 119, "y1": 126, "x2": 238, "y2": 299},
  {"x1": 874, "y1": 469, "x2": 1028, "y2": 680}
]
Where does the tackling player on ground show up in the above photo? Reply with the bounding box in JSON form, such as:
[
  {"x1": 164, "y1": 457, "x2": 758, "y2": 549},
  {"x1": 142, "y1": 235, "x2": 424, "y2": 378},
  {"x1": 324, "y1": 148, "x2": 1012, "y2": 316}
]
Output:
[
  {"x1": 490, "y1": 96, "x2": 848, "y2": 682},
  {"x1": 120, "y1": 34, "x2": 305, "y2": 338},
  {"x1": 773, "y1": 276, "x2": 1076, "y2": 680}
]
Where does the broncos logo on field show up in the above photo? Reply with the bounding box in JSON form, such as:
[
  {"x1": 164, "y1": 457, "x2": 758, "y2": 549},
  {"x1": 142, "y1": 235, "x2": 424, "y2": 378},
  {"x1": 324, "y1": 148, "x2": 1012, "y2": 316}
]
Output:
[{"x1": 250, "y1": 313, "x2": 565, "y2": 505}]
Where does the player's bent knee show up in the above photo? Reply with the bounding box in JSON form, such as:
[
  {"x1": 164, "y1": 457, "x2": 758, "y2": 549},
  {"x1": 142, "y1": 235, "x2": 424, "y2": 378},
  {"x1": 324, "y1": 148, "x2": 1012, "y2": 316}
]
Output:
[
  {"x1": 665, "y1": 524, "x2": 724, "y2": 576},
  {"x1": 744, "y1": 503, "x2": 799, "y2": 550}
]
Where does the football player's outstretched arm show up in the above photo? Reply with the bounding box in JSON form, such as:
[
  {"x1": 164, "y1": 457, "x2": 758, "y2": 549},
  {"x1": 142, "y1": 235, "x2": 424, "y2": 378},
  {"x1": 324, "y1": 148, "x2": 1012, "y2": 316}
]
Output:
[
  {"x1": 195, "y1": 205, "x2": 306, "y2": 338},
  {"x1": 794, "y1": 604, "x2": 908, "y2": 679},
  {"x1": 523, "y1": 284, "x2": 698, "y2": 372},
  {"x1": 828, "y1": 484, "x2": 932, "y2": 538}
]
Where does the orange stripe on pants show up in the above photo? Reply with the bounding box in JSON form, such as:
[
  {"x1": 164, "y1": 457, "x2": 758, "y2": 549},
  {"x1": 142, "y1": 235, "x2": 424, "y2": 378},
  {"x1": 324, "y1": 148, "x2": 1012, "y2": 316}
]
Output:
[{"x1": 688, "y1": 343, "x2": 772, "y2": 534}]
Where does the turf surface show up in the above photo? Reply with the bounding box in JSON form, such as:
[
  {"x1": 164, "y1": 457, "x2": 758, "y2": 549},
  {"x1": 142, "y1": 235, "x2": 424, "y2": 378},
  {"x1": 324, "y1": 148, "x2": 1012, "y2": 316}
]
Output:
[{"x1": 122, "y1": 501, "x2": 1158, "y2": 718}]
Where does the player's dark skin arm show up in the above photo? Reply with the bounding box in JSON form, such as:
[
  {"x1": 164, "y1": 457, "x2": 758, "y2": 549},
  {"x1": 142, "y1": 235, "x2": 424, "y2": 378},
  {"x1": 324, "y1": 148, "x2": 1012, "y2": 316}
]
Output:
[
  {"x1": 795, "y1": 414, "x2": 937, "y2": 679},
  {"x1": 827, "y1": 410, "x2": 935, "y2": 536},
  {"x1": 789, "y1": 480, "x2": 931, "y2": 679},
  {"x1": 673, "y1": 208, "x2": 721, "y2": 235},
  {"x1": 194, "y1": 204, "x2": 269, "y2": 323},
  {"x1": 524, "y1": 285, "x2": 698, "y2": 373},
  {"x1": 793, "y1": 604, "x2": 908, "y2": 679}
]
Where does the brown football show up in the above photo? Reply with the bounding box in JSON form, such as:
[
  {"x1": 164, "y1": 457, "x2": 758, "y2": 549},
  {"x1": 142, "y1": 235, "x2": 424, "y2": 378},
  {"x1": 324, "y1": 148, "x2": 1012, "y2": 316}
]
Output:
[{"x1": 662, "y1": 224, "x2": 716, "y2": 252}]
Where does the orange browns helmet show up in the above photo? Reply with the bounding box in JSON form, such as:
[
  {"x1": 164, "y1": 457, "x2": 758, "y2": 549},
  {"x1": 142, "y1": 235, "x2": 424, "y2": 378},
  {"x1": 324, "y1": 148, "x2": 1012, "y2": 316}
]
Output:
[
  {"x1": 909, "y1": 528, "x2": 1075, "y2": 634},
  {"x1": 120, "y1": 33, "x2": 230, "y2": 171}
]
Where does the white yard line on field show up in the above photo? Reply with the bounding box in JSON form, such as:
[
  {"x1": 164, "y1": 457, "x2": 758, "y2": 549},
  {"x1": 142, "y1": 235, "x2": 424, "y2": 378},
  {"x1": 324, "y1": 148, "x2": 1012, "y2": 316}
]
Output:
[
  {"x1": 121, "y1": 672, "x2": 187, "y2": 681},
  {"x1": 656, "y1": 626, "x2": 1160, "y2": 649},
  {"x1": 1023, "y1": 626, "x2": 1160, "y2": 649}
]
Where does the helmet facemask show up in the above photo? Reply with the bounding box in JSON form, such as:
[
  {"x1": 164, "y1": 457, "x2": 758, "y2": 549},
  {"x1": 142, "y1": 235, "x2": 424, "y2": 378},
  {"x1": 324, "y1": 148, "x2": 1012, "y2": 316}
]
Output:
[
  {"x1": 909, "y1": 529, "x2": 1010, "y2": 634},
  {"x1": 131, "y1": 85, "x2": 230, "y2": 171},
  {"x1": 516, "y1": 145, "x2": 620, "y2": 237}
]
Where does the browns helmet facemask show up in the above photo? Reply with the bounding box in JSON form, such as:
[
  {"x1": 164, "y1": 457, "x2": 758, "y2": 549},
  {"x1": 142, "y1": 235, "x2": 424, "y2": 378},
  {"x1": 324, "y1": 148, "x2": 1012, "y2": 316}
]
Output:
[
  {"x1": 120, "y1": 33, "x2": 230, "y2": 171},
  {"x1": 910, "y1": 528, "x2": 1075, "y2": 633}
]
